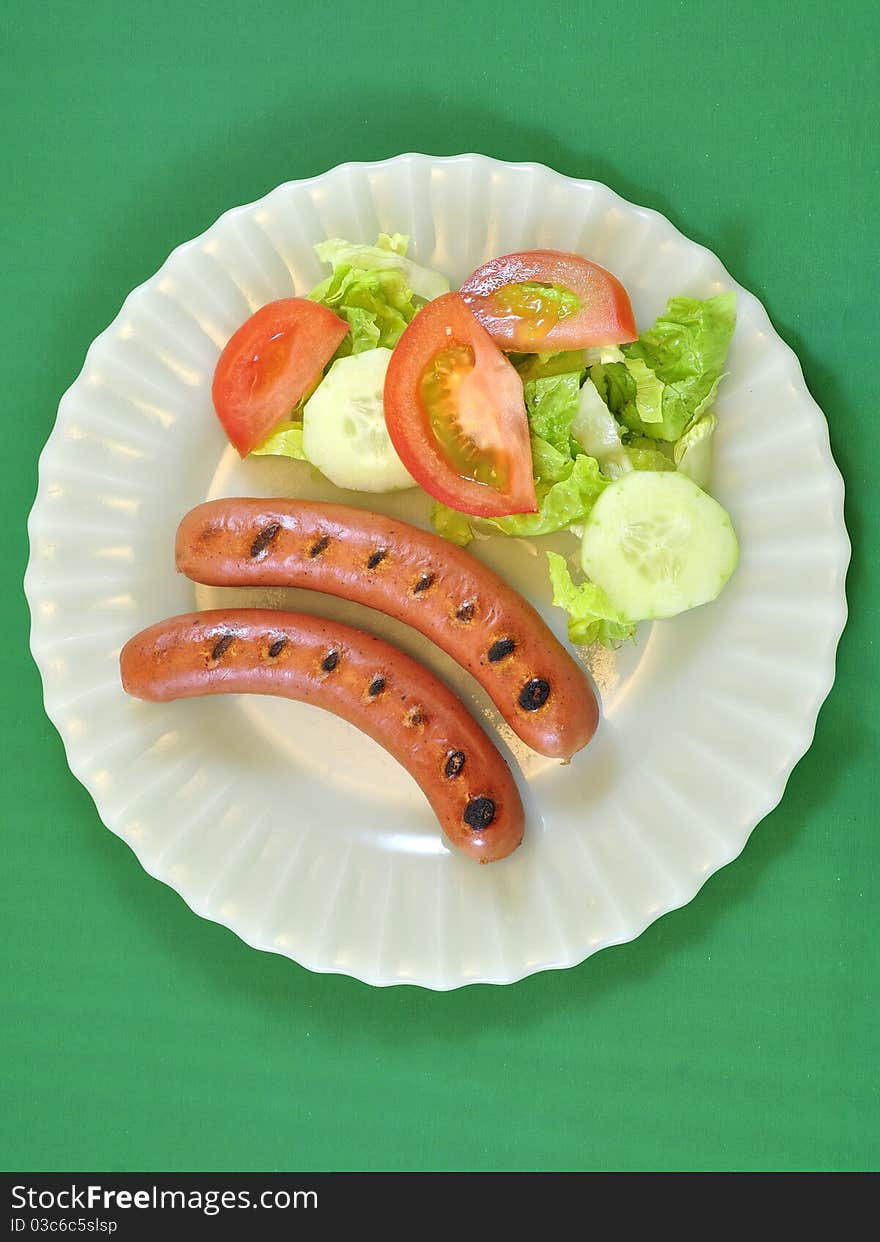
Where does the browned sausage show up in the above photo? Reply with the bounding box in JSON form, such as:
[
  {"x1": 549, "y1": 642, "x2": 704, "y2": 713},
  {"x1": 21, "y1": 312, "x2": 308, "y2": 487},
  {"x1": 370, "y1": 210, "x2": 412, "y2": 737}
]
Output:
[
  {"x1": 119, "y1": 609, "x2": 524, "y2": 864},
  {"x1": 175, "y1": 500, "x2": 598, "y2": 760}
]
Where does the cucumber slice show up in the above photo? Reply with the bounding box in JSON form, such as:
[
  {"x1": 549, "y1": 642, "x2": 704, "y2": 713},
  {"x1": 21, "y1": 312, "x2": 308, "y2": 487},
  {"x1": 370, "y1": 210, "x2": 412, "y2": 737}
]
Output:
[
  {"x1": 581, "y1": 470, "x2": 738, "y2": 620},
  {"x1": 302, "y1": 348, "x2": 416, "y2": 493}
]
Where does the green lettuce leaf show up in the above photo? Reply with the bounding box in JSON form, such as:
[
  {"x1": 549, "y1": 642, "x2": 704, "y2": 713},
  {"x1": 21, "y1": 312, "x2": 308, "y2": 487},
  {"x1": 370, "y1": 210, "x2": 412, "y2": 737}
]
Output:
[
  {"x1": 623, "y1": 357, "x2": 664, "y2": 424},
  {"x1": 494, "y1": 453, "x2": 607, "y2": 537},
  {"x1": 308, "y1": 233, "x2": 449, "y2": 362},
  {"x1": 523, "y1": 371, "x2": 582, "y2": 456},
  {"x1": 251, "y1": 419, "x2": 307, "y2": 459},
  {"x1": 309, "y1": 264, "x2": 420, "y2": 357},
  {"x1": 431, "y1": 502, "x2": 473, "y2": 547},
  {"x1": 510, "y1": 350, "x2": 587, "y2": 383},
  {"x1": 313, "y1": 235, "x2": 449, "y2": 301},
  {"x1": 673, "y1": 413, "x2": 716, "y2": 489},
  {"x1": 590, "y1": 360, "x2": 633, "y2": 422},
  {"x1": 593, "y1": 293, "x2": 736, "y2": 441},
  {"x1": 570, "y1": 377, "x2": 631, "y2": 477},
  {"x1": 529, "y1": 434, "x2": 573, "y2": 483},
  {"x1": 628, "y1": 292, "x2": 736, "y2": 390},
  {"x1": 374, "y1": 232, "x2": 409, "y2": 255},
  {"x1": 583, "y1": 345, "x2": 626, "y2": 367},
  {"x1": 510, "y1": 345, "x2": 623, "y2": 384},
  {"x1": 546, "y1": 551, "x2": 636, "y2": 648},
  {"x1": 625, "y1": 437, "x2": 676, "y2": 472},
  {"x1": 432, "y1": 439, "x2": 607, "y2": 544}
]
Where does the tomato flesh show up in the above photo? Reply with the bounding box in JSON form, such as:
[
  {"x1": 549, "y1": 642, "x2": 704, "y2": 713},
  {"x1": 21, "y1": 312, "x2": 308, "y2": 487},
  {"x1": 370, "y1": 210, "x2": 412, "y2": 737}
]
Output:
[
  {"x1": 384, "y1": 293, "x2": 537, "y2": 517},
  {"x1": 489, "y1": 281, "x2": 580, "y2": 337},
  {"x1": 212, "y1": 298, "x2": 349, "y2": 456},
  {"x1": 419, "y1": 341, "x2": 510, "y2": 490},
  {"x1": 460, "y1": 250, "x2": 637, "y2": 352}
]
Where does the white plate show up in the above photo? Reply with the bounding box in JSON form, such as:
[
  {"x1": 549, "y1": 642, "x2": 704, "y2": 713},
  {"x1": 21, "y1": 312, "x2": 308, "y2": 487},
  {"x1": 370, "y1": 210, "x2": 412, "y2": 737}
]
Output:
[{"x1": 25, "y1": 154, "x2": 849, "y2": 989}]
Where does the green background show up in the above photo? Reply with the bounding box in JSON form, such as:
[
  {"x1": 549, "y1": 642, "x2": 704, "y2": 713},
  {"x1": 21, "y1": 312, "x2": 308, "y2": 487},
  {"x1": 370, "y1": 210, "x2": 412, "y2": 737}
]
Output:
[{"x1": 3, "y1": 0, "x2": 877, "y2": 1173}]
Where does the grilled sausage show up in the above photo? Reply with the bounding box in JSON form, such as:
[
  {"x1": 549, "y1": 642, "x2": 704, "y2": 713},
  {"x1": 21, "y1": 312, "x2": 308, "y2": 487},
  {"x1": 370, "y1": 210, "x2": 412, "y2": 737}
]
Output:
[
  {"x1": 176, "y1": 500, "x2": 599, "y2": 759},
  {"x1": 119, "y1": 609, "x2": 524, "y2": 863}
]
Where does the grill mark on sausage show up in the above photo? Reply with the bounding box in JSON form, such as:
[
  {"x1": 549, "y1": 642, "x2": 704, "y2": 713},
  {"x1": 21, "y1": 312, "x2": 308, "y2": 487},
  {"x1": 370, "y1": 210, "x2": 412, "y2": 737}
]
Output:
[
  {"x1": 367, "y1": 675, "x2": 386, "y2": 698},
  {"x1": 444, "y1": 750, "x2": 466, "y2": 779},
  {"x1": 120, "y1": 609, "x2": 526, "y2": 863},
  {"x1": 321, "y1": 650, "x2": 340, "y2": 673},
  {"x1": 199, "y1": 521, "x2": 224, "y2": 545},
  {"x1": 413, "y1": 573, "x2": 435, "y2": 594},
  {"x1": 464, "y1": 796, "x2": 496, "y2": 831},
  {"x1": 487, "y1": 637, "x2": 515, "y2": 663},
  {"x1": 249, "y1": 522, "x2": 282, "y2": 559},
  {"x1": 210, "y1": 633, "x2": 235, "y2": 661},
  {"x1": 174, "y1": 499, "x2": 600, "y2": 761},
  {"x1": 519, "y1": 678, "x2": 550, "y2": 711}
]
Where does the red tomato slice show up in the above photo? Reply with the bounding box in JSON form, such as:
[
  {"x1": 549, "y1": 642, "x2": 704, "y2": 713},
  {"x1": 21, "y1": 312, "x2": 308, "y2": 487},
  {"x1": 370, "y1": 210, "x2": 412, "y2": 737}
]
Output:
[
  {"x1": 459, "y1": 250, "x2": 637, "y2": 352},
  {"x1": 384, "y1": 293, "x2": 537, "y2": 517},
  {"x1": 212, "y1": 298, "x2": 349, "y2": 456}
]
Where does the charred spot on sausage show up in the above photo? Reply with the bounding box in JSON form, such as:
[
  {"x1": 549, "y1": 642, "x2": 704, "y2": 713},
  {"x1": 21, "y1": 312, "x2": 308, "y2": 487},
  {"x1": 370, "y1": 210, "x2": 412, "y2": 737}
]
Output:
[
  {"x1": 309, "y1": 534, "x2": 330, "y2": 557},
  {"x1": 464, "y1": 797, "x2": 496, "y2": 831},
  {"x1": 405, "y1": 706, "x2": 426, "y2": 727},
  {"x1": 210, "y1": 633, "x2": 235, "y2": 661},
  {"x1": 321, "y1": 650, "x2": 340, "y2": 673},
  {"x1": 368, "y1": 675, "x2": 385, "y2": 697},
  {"x1": 366, "y1": 548, "x2": 387, "y2": 569},
  {"x1": 444, "y1": 750, "x2": 466, "y2": 779},
  {"x1": 487, "y1": 637, "x2": 515, "y2": 663},
  {"x1": 455, "y1": 601, "x2": 476, "y2": 623},
  {"x1": 413, "y1": 573, "x2": 435, "y2": 594},
  {"x1": 267, "y1": 637, "x2": 288, "y2": 659},
  {"x1": 519, "y1": 678, "x2": 550, "y2": 711},
  {"x1": 249, "y1": 522, "x2": 281, "y2": 559}
]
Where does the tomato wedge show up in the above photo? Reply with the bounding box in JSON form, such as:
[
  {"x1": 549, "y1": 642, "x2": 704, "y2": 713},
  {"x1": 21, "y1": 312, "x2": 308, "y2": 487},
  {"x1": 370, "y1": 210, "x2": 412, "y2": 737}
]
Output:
[
  {"x1": 212, "y1": 298, "x2": 349, "y2": 456},
  {"x1": 459, "y1": 249, "x2": 637, "y2": 352},
  {"x1": 383, "y1": 293, "x2": 537, "y2": 517}
]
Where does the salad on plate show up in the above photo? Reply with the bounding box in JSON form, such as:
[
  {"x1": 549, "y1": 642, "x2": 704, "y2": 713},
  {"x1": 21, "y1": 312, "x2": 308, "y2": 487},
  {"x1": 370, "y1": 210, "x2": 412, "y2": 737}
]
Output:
[{"x1": 213, "y1": 233, "x2": 740, "y2": 648}]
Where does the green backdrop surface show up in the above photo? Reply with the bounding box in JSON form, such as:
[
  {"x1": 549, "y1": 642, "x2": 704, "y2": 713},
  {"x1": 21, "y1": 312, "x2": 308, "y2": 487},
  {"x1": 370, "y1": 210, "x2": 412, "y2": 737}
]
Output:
[{"x1": 2, "y1": 0, "x2": 877, "y2": 1172}]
